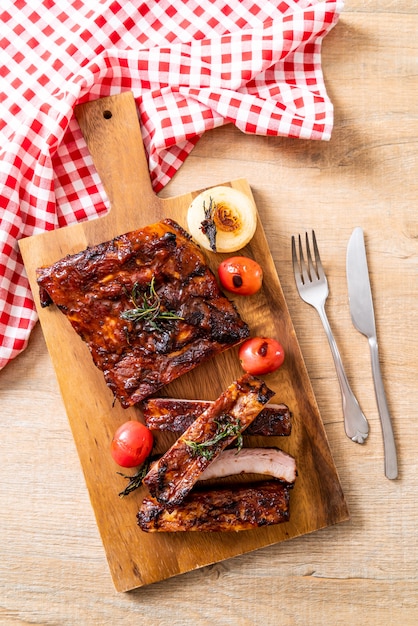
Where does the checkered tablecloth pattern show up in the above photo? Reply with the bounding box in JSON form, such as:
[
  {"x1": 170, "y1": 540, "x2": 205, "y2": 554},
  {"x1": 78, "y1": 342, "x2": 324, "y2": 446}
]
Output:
[{"x1": 0, "y1": 0, "x2": 343, "y2": 369}]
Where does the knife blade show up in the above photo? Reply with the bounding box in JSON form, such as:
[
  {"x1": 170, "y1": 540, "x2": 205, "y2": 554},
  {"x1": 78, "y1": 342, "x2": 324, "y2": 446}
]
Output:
[{"x1": 346, "y1": 227, "x2": 398, "y2": 479}]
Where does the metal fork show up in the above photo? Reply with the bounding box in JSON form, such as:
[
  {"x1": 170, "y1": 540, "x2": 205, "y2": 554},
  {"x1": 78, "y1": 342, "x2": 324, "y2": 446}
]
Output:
[{"x1": 292, "y1": 231, "x2": 369, "y2": 444}]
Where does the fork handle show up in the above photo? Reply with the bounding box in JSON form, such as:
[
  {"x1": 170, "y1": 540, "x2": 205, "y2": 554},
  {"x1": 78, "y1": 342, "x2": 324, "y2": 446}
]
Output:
[
  {"x1": 368, "y1": 336, "x2": 398, "y2": 479},
  {"x1": 317, "y1": 305, "x2": 369, "y2": 444}
]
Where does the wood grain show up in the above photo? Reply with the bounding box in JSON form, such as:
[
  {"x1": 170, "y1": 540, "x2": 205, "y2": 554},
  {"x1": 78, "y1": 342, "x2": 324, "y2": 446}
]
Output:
[
  {"x1": 18, "y1": 91, "x2": 348, "y2": 591},
  {"x1": 2, "y1": 3, "x2": 418, "y2": 623}
]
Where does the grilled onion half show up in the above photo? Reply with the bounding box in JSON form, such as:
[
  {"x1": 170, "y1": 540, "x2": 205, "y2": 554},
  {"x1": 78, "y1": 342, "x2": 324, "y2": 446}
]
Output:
[{"x1": 187, "y1": 186, "x2": 257, "y2": 253}]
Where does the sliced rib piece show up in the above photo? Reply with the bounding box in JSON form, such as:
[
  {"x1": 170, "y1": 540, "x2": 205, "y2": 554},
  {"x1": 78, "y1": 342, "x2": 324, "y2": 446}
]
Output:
[
  {"x1": 142, "y1": 397, "x2": 292, "y2": 436},
  {"x1": 137, "y1": 481, "x2": 291, "y2": 532},
  {"x1": 143, "y1": 374, "x2": 274, "y2": 507},
  {"x1": 198, "y1": 447, "x2": 297, "y2": 484},
  {"x1": 36, "y1": 219, "x2": 249, "y2": 407}
]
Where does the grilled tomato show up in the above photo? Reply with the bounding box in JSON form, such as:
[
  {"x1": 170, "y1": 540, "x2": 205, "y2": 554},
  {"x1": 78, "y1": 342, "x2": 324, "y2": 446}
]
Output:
[
  {"x1": 218, "y1": 256, "x2": 263, "y2": 295},
  {"x1": 110, "y1": 420, "x2": 153, "y2": 468},
  {"x1": 238, "y1": 337, "x2": 285, "y2": 376}
]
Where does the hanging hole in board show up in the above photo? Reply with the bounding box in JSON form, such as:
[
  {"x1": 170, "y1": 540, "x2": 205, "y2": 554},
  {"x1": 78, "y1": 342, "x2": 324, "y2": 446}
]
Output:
[{"x1": 103, "y1": 110, "x2": 112, "y2": 120}]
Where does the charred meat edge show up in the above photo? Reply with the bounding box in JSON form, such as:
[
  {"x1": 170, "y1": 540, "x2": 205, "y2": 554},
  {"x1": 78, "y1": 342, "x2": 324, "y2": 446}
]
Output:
[
  {"x1": 137, "y1": 481, "x2": 291, "y2": 532},
  {"x1": 143, "y1": 374, "x2": 274, "y2": 507},
  {"x1": 142, "y1": 397, "x2": 292, "y2": 436}
]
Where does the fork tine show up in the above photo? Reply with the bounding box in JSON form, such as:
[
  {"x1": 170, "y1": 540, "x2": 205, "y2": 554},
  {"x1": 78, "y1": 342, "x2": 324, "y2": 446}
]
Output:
[
  {"x1": 311, "y1": 230, "x2": 325, "y2": 279},
  {"x1": 305, "y1": 231, "x2": 318, "y2": 280},
  {"x1": 291, "y1": 235, "x2": 297, "y2": 263},
  {"x1": 298, "y1": 234, "x2": 311, "y2": 285},
  {"x1": 291, "y1": 235, "x2": 301, "y2": 285}
]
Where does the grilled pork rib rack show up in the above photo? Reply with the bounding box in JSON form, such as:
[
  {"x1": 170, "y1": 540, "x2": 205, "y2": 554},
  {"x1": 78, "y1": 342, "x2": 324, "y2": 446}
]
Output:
[{"x1": 36, "y1": 219, "x2": 249, "y2": 407}]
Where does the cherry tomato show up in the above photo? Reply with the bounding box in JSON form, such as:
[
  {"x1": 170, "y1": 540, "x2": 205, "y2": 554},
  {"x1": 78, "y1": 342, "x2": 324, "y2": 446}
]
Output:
[
  {"x1": 110, "y1": 420, "x2": 153, "y2": 468},
  {"x1": 238, "y1": 337, "x2": 285, "y2": 376},
  {"x1": 218, "y1": 256, "x2": 263, "y2": 296}
]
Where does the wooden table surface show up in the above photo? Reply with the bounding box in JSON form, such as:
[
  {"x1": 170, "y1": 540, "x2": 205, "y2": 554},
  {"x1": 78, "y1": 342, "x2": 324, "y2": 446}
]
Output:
[{"x1": 1, "y1": 1, "x2": 417, "y2": 624}]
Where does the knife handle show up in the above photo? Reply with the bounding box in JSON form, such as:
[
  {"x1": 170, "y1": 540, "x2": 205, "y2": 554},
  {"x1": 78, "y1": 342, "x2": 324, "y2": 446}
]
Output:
[
  {"x1": 368, "y1": 337, "x2": 398, "y2": 479},
  {"x1": 317, "y1": 305, "x2": 369, "y2": 444}
]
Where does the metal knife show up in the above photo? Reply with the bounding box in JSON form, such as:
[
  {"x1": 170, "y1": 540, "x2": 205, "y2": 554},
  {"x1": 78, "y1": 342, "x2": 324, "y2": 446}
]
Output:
[{"x1": 346, "y1": 227, "x2": 398, "y2": 479}]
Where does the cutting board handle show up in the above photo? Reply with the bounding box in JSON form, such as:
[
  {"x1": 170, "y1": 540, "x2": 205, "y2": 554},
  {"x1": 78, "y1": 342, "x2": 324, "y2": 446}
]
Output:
[{"x1": 75, "y1": 92, "x2": 162, "y2": 230}]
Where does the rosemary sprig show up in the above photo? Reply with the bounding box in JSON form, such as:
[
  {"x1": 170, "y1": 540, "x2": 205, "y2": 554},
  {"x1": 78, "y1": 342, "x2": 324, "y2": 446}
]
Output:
[
  {"x1": 117, "y1": 457, "x2": 151, "y2": 498},
  {"x1": 200, "y1": 196, "x2": 218, "y2": 251},
  {"x1": 183, "y1": 416, "x2": 243, "y2": 460},
  {"x1": 120, "y1": 277, "x2": 183, "y2": 329}
]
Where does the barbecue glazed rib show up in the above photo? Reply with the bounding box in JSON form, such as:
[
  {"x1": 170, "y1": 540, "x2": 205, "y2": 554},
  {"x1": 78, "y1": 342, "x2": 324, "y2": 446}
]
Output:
[
  {"x1": 143, "y1": 374, "x2": 274, "y2": 507},
  {"x1": 137, "y1": 481, "x2": 291, "y2": 532},
  {"x1": 142, "y1": 398, "x2": 292, "y2": 436},
  {"x1": 36, "y1": 219, "x2": 249, "y2": 407}
]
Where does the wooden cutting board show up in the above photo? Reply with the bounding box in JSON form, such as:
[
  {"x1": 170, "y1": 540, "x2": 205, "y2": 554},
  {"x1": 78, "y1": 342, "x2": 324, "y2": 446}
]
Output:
[{"x1": 19, "y1": 91, "x2": 349, "y2": 592}]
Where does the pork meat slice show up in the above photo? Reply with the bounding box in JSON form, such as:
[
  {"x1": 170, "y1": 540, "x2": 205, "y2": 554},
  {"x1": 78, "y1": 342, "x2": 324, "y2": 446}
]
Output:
[
  {"x1": 137, "y1": 481, "x2": 291, "y2": 532},
  {"x1": 198, "y1": 447, "x2": 297, "y2": 484},
  {"x1": 142, "y1": 398, "x2": 292, "y2": 436}
]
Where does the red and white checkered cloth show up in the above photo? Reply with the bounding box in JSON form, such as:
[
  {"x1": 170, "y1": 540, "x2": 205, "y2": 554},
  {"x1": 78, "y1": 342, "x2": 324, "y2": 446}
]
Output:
[{"x1": 0, "y1": 0, "x2": 343, "y2": 369}]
